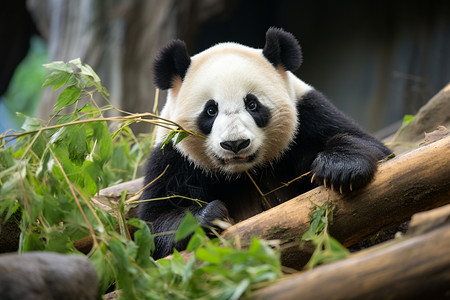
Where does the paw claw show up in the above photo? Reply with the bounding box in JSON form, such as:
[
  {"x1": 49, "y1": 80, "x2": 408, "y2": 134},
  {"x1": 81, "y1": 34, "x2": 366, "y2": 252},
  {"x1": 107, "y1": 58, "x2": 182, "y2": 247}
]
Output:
[
  {"x1": 350, "y1": 183, "x2": 353, "y2": 192},
  {"x1": 339, "y1": 185, "x2": 343, "y2": 194},
  {"x1": 311, "y1": 173, "x2": 316, "y2": 184},
  {"x1": 323, "y1": 178, "x2": 327, "y2": 188}
]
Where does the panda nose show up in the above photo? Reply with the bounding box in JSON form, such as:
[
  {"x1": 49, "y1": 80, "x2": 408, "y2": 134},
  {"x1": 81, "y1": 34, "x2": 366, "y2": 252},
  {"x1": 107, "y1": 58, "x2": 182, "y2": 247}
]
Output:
[{"x1": 220, "y1": 139, "x2": 250, "y2": 154}]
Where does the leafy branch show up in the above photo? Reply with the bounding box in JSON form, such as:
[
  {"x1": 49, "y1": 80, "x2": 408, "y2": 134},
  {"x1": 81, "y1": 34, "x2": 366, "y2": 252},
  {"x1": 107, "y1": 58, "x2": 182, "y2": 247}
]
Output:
[
  {"x1": 1, "y1": 113, "x2": 200, "y2": 144},
  {"x1": 301, "y1": 200, "x2": 349, "y2": 269}
]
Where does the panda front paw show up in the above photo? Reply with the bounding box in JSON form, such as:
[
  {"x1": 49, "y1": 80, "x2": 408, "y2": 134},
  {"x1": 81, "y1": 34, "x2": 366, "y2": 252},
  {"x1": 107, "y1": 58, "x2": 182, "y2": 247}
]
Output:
[
  {"x1": 311, "y1": 150, "x2": 377, "y2": 194},
  {"x1": 197, "y1": 200, "x2": 232, "y2": 234}
]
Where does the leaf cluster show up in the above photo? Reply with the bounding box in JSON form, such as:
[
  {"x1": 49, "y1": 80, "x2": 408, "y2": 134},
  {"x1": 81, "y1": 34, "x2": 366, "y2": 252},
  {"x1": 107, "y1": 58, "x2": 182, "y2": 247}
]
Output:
[
  {"x1": 116, "y1": 214, "x2": 281, "y2": 300},
  {"x1": 0, "y1": 59, "x2": 281, "y2": 299},
  {"x1": 301, "y1": 201, "x2": 349, "y2": 269}
]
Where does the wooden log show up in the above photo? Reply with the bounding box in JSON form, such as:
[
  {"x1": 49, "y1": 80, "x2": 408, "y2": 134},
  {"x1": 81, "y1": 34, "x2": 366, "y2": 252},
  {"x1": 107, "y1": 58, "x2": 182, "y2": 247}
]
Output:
[
  {"x1": 251, "y1": 223, "x2": 450, "y2": 300},
  {"x1": 222, "y1": 135, "x2": 450, "y2": 268},
  {"x1": 386, "y1": 83, "x2": 450, "y2": 155},
  {"x1": 92, "y1": 177, "x2": 143, "y2": 217},
  {"x1": 407, "y1": 202, "x2": 450, "y2": 235}
]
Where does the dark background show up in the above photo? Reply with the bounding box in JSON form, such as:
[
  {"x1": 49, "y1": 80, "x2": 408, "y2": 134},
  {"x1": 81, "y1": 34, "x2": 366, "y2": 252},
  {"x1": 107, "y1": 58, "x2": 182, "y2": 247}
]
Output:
[{"x1": 1, "y1": 0, "x2": 449, "y2": 135}]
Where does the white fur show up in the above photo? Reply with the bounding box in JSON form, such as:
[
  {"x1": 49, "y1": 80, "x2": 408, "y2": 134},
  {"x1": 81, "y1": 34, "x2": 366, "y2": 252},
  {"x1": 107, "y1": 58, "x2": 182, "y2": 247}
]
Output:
[{"x1": 155, "y1": 42, "x2": 313, "y2": 173}]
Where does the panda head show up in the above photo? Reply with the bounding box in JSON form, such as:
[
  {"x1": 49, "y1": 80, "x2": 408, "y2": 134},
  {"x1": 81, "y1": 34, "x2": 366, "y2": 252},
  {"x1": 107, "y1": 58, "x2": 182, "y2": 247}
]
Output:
[{"x1": 154, "y1": 28, "x2": 303, "y2": 174}]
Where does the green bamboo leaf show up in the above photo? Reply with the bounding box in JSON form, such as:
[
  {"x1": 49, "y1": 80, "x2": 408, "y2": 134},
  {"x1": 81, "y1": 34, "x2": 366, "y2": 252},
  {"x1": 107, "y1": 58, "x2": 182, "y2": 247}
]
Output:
[
  {"x1": 128, "y1": 218, "x2": 155, "y2": 266},
  {"x1": 43, "y1": 61, "x2": 71, "y2": 72},
  {"x1": 68, "y1": 58, "x2": 82, "y2": 68},
  {"x1": 109, "y1": 239, "x2": 135, "y2": 274},
  {"x1": 181, "y1": 255, "x2": 196, "y2": 283},
  {"x1": 89, "y1": 246, "x2": 115, "y2": 294},
  {"x1": 0, "y1": 148, "x2": 14, "y2": 169},
  {"x1": 76, "y1": 73, "x2": 95, "y2": 89},
  {"x1": 54, "y1": 85, "x2": 81, "y2": 111},
  {"x1": 195, "y1": 247, "x2": 221, "y2": 264},
  {"x1": 80, "y1": 63, "x2": 101, "y2": 84},
  {"x1": 174, "y1": 212, "x2": 199, "y2": 242},
  {"x1": 83, "y1": 173, "x2": 98, "y2": 195},
  {"x1": 66, "y1": 74, "x2": 79, "y2": 87},
  {"x1": 174, "y1": 131, "x2": 190, "y2": 145},
  {"x1": 328, "y1": 236, "x2": 350, "y2": 257},
  {"x1": 42, "y1": 71, "x2": 71, "y2": 90},
  {"x1": 230, "y1": 279, "x2": 250, "y2": 300},
  {"x1": 18, "y1": 113, "x2": 41, "y2": 131},
  {"x1": 161, "y1": 130, "x2": 177, "y2": 150},
  {"x1": 399, "y1": 114, "x2": 414, "y2": 131},
  {"x1": 186, "y1": 228, "x2": 206, "y2": 252},
  {"x1": 82, "y1": 160, "x2": 102, "y2": 193},
  {"x1": 95, "y1": 122, "x2": 113, "y2": 164},
  {"x1": 170, "y1": 250, "x2": 188, "y2": 277}
]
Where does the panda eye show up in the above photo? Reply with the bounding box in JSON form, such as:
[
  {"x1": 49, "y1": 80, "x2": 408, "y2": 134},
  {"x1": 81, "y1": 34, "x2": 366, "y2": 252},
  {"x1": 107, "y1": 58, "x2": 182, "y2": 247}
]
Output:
[
  {"x1": 206, "y1": 106, "x2": 217, "y2": 117},
  {"x1": 245, "y1": 94, "x2": 259, "y2": 112},
  {"x1": 247, "y1": 101, "x2": 258, "y2": 111},
  {"x1": 246, "y1": 100, "x2": 258, "y2": 111}
]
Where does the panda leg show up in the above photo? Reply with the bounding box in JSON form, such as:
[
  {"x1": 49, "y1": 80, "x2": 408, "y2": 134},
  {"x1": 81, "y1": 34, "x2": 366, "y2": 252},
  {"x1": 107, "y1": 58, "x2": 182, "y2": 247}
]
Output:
[
  {"x1": 144, "y1": 200, "x2": 230, "y2": 259},
  {"x1": 311, "y1": 133, "x2": 386, "y2": 193}
]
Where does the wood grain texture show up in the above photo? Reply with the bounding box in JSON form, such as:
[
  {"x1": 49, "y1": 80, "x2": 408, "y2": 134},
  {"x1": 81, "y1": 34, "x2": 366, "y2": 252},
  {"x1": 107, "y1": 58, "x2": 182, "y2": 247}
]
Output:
[{"x1": 251, "y1": 223, "x2": 450, "y2": 300}]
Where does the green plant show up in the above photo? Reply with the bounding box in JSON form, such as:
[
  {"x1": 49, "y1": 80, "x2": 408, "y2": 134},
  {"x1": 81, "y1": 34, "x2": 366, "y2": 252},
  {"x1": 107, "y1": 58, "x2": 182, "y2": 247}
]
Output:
[
  {"x1": 301, "y1": 200, "x2": 350, "y2": 269},
  {"x1": 0, "y1": 59, "x2": 282, "y2": 299},
  {"x1": 385, "y1": 114, "x2": 416, "y2": 148}
]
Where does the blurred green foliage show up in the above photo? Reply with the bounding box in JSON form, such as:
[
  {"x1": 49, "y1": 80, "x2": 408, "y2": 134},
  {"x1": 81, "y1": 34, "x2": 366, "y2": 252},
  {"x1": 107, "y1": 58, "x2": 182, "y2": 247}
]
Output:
[{"x1": 3, "y1": 36, "x2": 48, "y2": 128}]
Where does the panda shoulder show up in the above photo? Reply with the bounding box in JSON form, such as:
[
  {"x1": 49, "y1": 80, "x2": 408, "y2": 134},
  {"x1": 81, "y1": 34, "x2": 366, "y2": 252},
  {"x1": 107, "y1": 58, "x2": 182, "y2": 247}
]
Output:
[{"x1": 287, "y1": 72, "x2": 314, "y2": 101}]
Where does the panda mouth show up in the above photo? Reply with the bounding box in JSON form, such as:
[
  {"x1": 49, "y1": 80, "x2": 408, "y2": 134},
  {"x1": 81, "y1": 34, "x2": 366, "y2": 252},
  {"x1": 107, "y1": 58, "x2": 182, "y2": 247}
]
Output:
[
  {"x1": 224, "y1": 157, "x2": 250, "y2": 163},
  {"x1": 219, "y1": 153, "x2": 257, "y2": 165}
]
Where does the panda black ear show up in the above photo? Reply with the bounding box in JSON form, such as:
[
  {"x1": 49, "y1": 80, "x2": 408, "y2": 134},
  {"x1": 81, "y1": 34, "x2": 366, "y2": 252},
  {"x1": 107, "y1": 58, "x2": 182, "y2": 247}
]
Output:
[
  {"x1": 262, "y1": 27, "x2": 302, "y2": 72},
  {"x1": 153, "y1": 39, "x2": 191, "y2": 90}
]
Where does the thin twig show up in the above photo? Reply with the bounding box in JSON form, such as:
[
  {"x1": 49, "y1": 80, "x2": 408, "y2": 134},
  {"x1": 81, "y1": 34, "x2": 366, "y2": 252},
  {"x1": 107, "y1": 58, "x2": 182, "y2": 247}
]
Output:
[
  {"x1": 129, "y1": 164, "x2": 171, "y2": 200},
  {"x1": 245, "y1": 171, "x2": 272, "y2": 209},
  {"x1": 263, "y1": 171, "x2": 312, "y2": 197},
  {"x1": 133, "y1": 195, "x2": 207, "y2": 207},
  {"x1": 1, "y1": 113, "x2": 203, "y2": 141}
]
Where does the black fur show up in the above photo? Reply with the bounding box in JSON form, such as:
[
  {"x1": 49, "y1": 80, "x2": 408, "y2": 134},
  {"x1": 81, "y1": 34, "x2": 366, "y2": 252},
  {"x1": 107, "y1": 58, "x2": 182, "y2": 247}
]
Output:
[
  {"x1": 138, "y1": 29, "x2": 392, "y2": 259},
  {"x1": 153, "y1": 39, "x2": 191, "y2": 90},
  {"x1": 244, "y1": 94, "x2": 271, "y2": 128},
  {"x1": 197, "y1": 99, "x2": 219, "y2": 135},
  {"x1": 263, "y1": 27, "x2": 302, "y2": 71},
  {"x1": 139, "y1": 142, "x2": 235, "y2": 259},
  {"x1": 281, "y1": 89, "x2": 391, "y2": 193}
]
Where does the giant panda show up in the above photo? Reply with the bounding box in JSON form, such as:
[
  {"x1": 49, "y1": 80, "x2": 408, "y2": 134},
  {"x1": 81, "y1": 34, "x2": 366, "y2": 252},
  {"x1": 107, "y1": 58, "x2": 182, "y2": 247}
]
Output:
[{"x1": 138, "y1": 28, "x2": 391, "y2": 259}]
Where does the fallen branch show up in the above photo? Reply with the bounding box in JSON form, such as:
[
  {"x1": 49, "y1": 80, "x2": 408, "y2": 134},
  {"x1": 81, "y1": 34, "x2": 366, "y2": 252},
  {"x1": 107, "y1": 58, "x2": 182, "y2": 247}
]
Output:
[
  {"x1": 222, "y1": 135, "x2": 450, "y2": 268},
  {"x1": 251, "y1": 205, "x2": 450, "y2": 300}
]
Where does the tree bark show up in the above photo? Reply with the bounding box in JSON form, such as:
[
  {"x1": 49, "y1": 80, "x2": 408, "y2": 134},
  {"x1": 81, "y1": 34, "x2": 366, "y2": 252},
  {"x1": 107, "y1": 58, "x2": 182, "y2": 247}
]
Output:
[
  {"x1": 251, "y1": 209, "x2": 450, "y2": 300},
  {"x1": 222, "y1": 135, "x2": 450, "y2": 268},
  {"x1": 386, "y1": 82, "x2": 450, "y2": 155}
]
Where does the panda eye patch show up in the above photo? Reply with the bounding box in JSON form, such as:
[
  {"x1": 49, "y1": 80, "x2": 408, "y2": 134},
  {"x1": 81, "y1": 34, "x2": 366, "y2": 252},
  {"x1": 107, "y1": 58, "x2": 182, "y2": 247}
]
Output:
[
  {"x1": 197, "y1": 99, "x2": 219, "y2": 135},
  {"x1": 244, "y1": 94, "x2": 271, "y2": 128}
]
